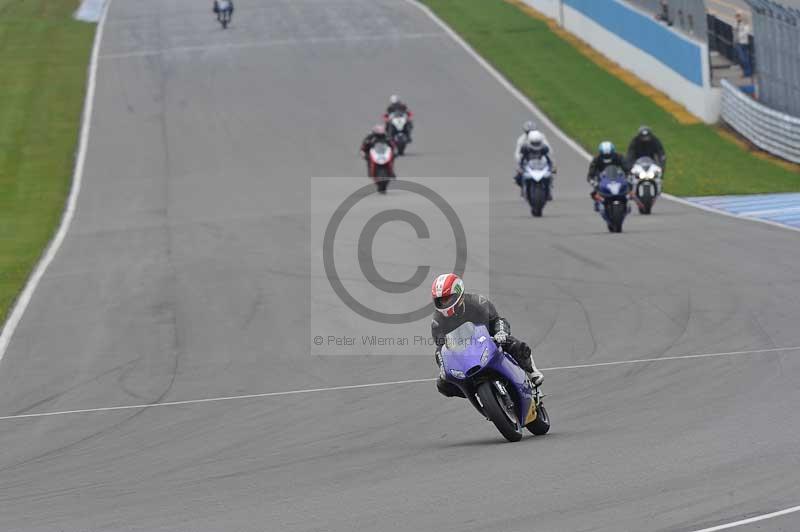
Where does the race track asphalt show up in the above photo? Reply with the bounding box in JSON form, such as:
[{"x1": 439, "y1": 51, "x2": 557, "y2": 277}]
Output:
[{"x1": 0, "y1": 1, "x2": 799, "y2": 530}]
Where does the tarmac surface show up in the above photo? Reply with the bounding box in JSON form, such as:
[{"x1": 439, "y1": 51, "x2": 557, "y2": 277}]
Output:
[{"x1": 1, "y1": 1, "x2": 799, "y2": 531}]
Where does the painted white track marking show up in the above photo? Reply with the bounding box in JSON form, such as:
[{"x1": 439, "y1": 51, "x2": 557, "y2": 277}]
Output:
[
  {"x1": 690, "y1": 504, "x2": 800, "y2": 532},
  {"x1": 0, "y1": 344, "x2": 796, "y2": 422},
  {"x1": 99, "y1": 32, "x2": 447, "y2": 60},
  {"x1": 0, "y1": 2, "x2": 112, "y2": 362},
  {"x1": 405, "y1": 0, "x2": 800, "y2": 236}
]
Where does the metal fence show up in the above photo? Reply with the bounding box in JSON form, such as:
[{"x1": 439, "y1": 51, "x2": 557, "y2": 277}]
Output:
[
  {"x1": 747, "y1": 0, "x2": 800, "y2": 117},
  {"x1": 721, "y1": 79, "x2": 800, "y2": 163},
  {"x1": 626, "y1": 0, "x2": 708, "y2": 40}
]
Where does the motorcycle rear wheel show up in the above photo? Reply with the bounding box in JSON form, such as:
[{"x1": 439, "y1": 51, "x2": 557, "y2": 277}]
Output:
[{"x1": 477, "y1": 381, "x2": 523, "y2": 442}]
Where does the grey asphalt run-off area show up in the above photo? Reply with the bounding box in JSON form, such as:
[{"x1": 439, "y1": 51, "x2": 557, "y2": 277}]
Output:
[{"x1": 1, "y1": 0, "x2": 800, "y2": 530}]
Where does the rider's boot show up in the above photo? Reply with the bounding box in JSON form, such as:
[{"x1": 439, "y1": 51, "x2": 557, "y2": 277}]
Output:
[{"x1": 527, "y1": 357, "x2": 544, "y2": 387}]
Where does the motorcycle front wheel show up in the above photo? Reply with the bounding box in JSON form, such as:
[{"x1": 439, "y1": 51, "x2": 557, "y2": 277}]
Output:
[
  {"x1": 375, "y1": 166, "x2": 390, "y2": 193},
  {"x1": 525, "y1": 402, "x2": 550, "y2": 435},
  {"x1": 529, "y1": 184, "x2": 546, "y2": 217},
  {"x1": 477, "y1": 381, "x2": 523, "y2": 442},
  {"x1": 607, "y1": 202, "x2": 626, "y2": 233}
]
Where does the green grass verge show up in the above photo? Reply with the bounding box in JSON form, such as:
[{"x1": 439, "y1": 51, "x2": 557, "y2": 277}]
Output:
[
  {"x1": 0, "y1": 0, "x2": 94, "y2": 323},
  {"x1": 421, "y1": 0, "x2": 799, "y2": 196}
]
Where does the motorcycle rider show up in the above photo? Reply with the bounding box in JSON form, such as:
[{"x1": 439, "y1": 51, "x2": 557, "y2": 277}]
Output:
[
  {"x1": 360, "y1": 124, "x2": 396, "y2": 182},
  {"x1": 626, "y1": 126, "x2": 666, "y2": 171},
  {"x1": 431, "y1": 273, "x2": 544, "y2": 398},
  {"x1": 516, "y1": 130, "x2": 556, "y2": 200},
  {"x1": 385, "y1": 95, "x2": 413, "y2": 142},
  {"x1": 514, "y1": 120, "x2": 552, "y2": 166},
  {"x1": 587, "y1": 141, "x2": 630, "y2": 210},
  {"x1": 213, "y1": 0, "x2": 234, "y2": 21}
]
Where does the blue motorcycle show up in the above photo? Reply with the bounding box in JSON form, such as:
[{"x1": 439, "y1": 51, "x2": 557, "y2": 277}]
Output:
[
  {"x1": 439, "y1": 321, "x2": 550, "y2": 442},
  {"x1": 595, "y1": 165, "x2": 631, "y2": 233}
]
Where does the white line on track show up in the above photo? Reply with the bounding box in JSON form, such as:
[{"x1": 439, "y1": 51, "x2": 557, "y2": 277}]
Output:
[
  {"x1": 405, "y1": 0, "x2": 800, "y2": 236},
  {"x1": 99, "y1": 32, "x2": 447, "y2": 60},
  {"x1": 690, "y1": 504, "x2": 800, "y2": 532},
  {"x1": 0, "y1": 344, "x2": 796, "y2": 422},
  {"x1": 0, "y1": 1, "x2": 112, "y2": 363}
]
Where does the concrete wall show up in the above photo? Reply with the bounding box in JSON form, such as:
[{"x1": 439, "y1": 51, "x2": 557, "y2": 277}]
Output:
[
  {"x1": 523, "y1": 0, "x2": 561, "y2": 20},
  {"x1": 522, "y1": 0, "x2": 721, "y2": 123}
]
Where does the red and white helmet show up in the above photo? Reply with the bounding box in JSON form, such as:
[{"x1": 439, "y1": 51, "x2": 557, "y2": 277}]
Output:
[{"x1": 431, "y1": 273, "x2": 465, "y2": 317}]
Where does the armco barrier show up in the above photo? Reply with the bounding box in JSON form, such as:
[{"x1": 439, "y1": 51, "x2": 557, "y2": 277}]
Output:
[
  {"x1": 523, "y1": 0, "x2": 721, "y2": 123},
  {"x1": 721, "y1": 79, "x2": 800, "y2": 164}
]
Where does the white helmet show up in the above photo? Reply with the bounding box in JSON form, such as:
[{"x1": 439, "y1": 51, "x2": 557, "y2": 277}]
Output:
[
  {"x1": 390, "y1": 95, "x2": 400, "y2": 104},
  {"x1": 527, "y1": 130, "x2": 545, "y2": 149},
  {"x1": 523, "y1": 120, "x2": 535, "y2": 133}
]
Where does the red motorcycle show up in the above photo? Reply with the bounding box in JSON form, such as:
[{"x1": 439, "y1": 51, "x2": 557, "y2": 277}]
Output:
[{"x1": 367, "y1": 141, "x2": 396, "y2": 194}]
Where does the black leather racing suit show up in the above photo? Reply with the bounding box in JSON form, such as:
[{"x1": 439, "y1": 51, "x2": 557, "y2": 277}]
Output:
[
  {"x1": 587, "y1": 152, "x2": 630, "y2": 198},
  {"x1": 387, "y1": 102, "x2": 410, "y2": 115},
  {"x1": 587, "y1": 152, "x2": 630, "y2": 183},
  {"x1": 626, "y1": 134, "x2": 666, "y2": 172},
  {"x1": 386, "y1": 102, "x2": 414, "y2": 138},
  {"x1": 432, "y1": 293, "x2": 532, "y2": 397}
]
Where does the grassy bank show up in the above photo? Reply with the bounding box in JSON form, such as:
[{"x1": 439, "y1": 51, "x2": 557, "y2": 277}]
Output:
[
  {"x1": 421, "y1": 0, "x2": 799, "y2": 196},
  {"x1": 0, "y1": 0, "x2": 94, "y2": 322}
]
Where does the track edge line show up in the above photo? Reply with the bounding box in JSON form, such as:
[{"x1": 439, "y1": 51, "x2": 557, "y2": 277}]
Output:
[{"x1": 0, "y1": 1, "x2": 113, "y2": 362}]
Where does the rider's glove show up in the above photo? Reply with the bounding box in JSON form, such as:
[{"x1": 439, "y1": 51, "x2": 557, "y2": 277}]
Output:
[{"x1": 493, "y1": 331, "x2": 509, "y2": 345}]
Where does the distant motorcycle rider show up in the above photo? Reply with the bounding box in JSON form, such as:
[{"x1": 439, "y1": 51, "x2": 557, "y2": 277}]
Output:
[
  {"x1": 515, "y1": 120, "x2": 552, "y2": 166},
  {"x1": 588, "y1": 141, "x2": 631, "y2": 210},
  {"x1": 213, "y1": 0, "x2": 234, "y2": 21},
  {"x1": 385, "y1": 94, "x2": 414, "y2": 141},
  {"x1": 626, "y1": 126, "x2": 666, "y2": 171},
  {"x1": 431, "y1": 273, "x2": 544, "y2": 398},
  {"x1": 360, "y1": 124, "x2": 396, "y2": 176},
  {"x1": 515, "y1": 130, "x2": 556, "y2": 200}
]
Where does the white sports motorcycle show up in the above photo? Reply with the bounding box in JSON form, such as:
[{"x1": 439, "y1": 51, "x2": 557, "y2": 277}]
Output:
[
  {"x1": 521, "y1": 156, "x2": 554, "y2": 217},
  {"x1": 630, "y1": 156, "x2": 663, "y2": 215}
]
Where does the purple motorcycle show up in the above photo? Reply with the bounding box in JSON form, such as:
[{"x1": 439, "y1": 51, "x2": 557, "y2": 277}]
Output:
[{"x1": 440, "y1": 322, "x2": 550, "y2": 442}]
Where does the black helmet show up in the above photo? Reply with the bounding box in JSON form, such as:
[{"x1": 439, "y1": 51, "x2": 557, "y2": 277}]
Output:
[{"x1": 638, "y1": 126, "x2": 651, "y2": 138}]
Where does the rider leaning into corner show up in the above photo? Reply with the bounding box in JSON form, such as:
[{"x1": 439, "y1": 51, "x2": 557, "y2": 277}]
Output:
[
  {"x1": 431, "y1": 273, "x2": 544, "y2": 398},
  {"x1": 213, "y1": 0, "x2": 234, "y2": 19},
  {"x1": 626, "y1": 126, "x2": 666, "y2": 172},
  {"x1": 385, "y1": 95, "x2": 414, "y2": 140}
]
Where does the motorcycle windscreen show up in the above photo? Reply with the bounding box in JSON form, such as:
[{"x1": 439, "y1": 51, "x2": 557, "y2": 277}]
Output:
[
  {"x1": 527, "y1": 157, "x2": 549, "y2": 171},
  {"x1": 441, "y1": 322, "x2": 492, "y2": 376},
  {"x1": 370, "y1": 143, "x2": 392, "y2": 164}
]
